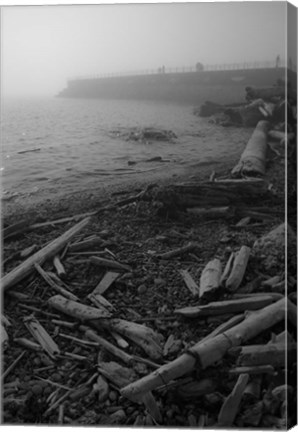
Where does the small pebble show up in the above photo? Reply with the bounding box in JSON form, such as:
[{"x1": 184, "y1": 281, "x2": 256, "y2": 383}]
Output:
[
  {"x1": 137, "y1": 284, "x2": 147, "y2": 295},
  {"x1": 51, "y1": 373, "x2": 62, "y2": 382},
  {"x1": 109, "y1": 390, "x2": 118, "y2": 402},
  {"x1": 32, "y1": 384, "x2": 43, "y2": 396},
  {"x1": 154, "y1": 278, "x2": 166, "y2": 287},
  {"x1": 33, "y1": 357, "x2": 41, "y2": 367},
  {"x1": 43, "y1": 386, "x2": 52, "y2": 396}
]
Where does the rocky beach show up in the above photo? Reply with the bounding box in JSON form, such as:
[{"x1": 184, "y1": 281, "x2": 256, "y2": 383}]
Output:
[{"x1": 2, "y1": 84, "x2": 297, "y2": 428}]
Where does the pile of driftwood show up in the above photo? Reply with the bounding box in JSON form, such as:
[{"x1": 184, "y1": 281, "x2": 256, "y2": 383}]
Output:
[
  {"x1": 2, "y1": 200, "x2": 296, "y2": 427},
  {"x1": 196, "y1": 80, "x2": 297, "y2": 128}
]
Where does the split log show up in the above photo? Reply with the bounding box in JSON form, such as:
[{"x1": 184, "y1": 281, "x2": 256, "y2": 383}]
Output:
[
  {"x1": 179, "y1": 270, "x2": 199, "y2": 296},
  {"x1": 217, "y1": 374, "x2": 249, "y2": 427},
  {"x1": 24, "y1": 316, "x2": 60, "y2": 359},
  {"x1": 2, "y1": 217, "x2": 91, "y2": 291},
  {"x1": 48, "y1": 294, "x2": 111, "y2": 319},
  {"x1": 186, "y1": 206, "x2": 235, "y2": 219},
  {"x1": 220, "y1": 252, "x2": 235, "y2": 285},
  {"x1": 236, "y1": 342, "x2": 296, "y2": 367},
  {"x1": 199, "y1": 258, "x2": 222, "y2": 298},
  {"x1": 231, "y1": 120, "x2": 269, "y2": 178},
  {"x1": 225, "y1": 246, "x2": 251, "y2": 292},
  {"x1": 53, "y1": 256, "x2": 66, "y2": 279},
  {"x1": 175, "y1": 295, "x2": 273, "y2": 318},
  {"x1": 121, "y1": 298, "x2": 286, "y2": 398},
  {"x1": 156, "y1": 242, "x2": 197, "y2": 259},
  {"x1": 90, "y1": 256, "x2": 131, "y2": 272},
  {"x1": 35, "y1": 264, "x2": 78, "y2": 301},
  {"x1": 89, "y1": 271, "x2": 120, "y2": 296}
]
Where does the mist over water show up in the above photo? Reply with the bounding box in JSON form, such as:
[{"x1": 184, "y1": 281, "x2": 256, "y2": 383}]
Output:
[{"x1": 1, "y1": 97, "x2": 249, "y2": 201}]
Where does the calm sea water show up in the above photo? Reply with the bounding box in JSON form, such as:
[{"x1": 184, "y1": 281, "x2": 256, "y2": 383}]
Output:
[{"x1": 1, "y1": 97, "x2": 247, "y2": 201}]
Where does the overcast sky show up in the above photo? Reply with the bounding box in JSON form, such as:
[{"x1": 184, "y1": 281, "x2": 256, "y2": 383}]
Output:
[{"x1": 1, "y1": 2, "x2": 289, "y2": 97}]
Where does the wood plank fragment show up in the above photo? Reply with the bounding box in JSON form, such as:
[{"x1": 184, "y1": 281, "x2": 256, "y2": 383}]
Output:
[
  {"x1": 225, "y1": 246, "x2": 251, "y2": 292},
  {"x1": 187, "y1": 206, "x2": 235, "y2": 219},
  {"x1": 20, "y1": 244, "x2": 37, "y2": 259},
  {"x1": 220, "y1": 252, "x2": 235, "y2": 286},
  {"x1": 2, "y1": 217, "x2": 91, "y2": 291},
  {"x1": 89, "y1": 271, "x2": 120, "y2": 296},
  {"x1": 229, "y1": 365, "x2": 275, "y2": 375},
  {"x1": 175, "y1": 295, "x2": 273, "y2": 318},
  {"x1": 90, "y1": 256, "x2": 131, "y2": 272},
  {"x1": 24, "y1": 316, "x2": 60, "y2": 359},
  {"x1": 199, "y1": 258, "x2": 222, "y2": 298},
  {"x1": 217, "y1": 374, "x2": 249, "y2": 426},
  {"x1": 179, "y1": 269, "x2": 199, "y2": 296}
]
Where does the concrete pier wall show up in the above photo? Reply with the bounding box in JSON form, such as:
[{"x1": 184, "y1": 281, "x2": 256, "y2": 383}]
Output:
[{"x1": 59, "y1": 68, "x2": 296, "y2": 105}]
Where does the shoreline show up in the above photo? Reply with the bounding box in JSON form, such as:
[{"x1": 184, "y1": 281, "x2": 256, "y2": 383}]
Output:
[{"x1": 2, "y1": 157, "x2": 238, "y2": 225}]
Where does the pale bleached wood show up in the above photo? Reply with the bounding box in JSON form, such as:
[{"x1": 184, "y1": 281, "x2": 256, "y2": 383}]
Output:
[
  {"x1": 199, "y1": 258, "x2": 222, "y2": 298},
  {"x1": 231, "y1": 120, "x2": 269, "y2": 177},
  {"x1": 217, "y1": 374, "x2": 249, "y2": 426},
  {"x1": 48, "y1": 294, "x2": 111, "y2": 319},
  {"x1": 89, "y1": 271, "x2": 120, "y2": 296},
  {"x1": 225, "y1": 246, "x2": 251, "y2": 292},
  {"x1": 68, "y1": 236, "x2": 104, "y2": 252},
  {"x1": 2, "y1": 217, "x2": 91, "y2": 291},
  {"x1": 120, "y1": 298, "x2": 286, "y2": 399},
  {"x1": 179, "y1": 269, "x2": 199, "y2": 296},
  {"x1": 175, "y1": 295, "x2": 273, "y2": 318},
  {"x1": 53, "y1": 256, "x2": 66, "y2": 279}
]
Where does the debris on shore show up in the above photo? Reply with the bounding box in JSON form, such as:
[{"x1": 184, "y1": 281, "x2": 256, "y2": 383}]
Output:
[
  {"x1": 108, "y1": 127, "x2": 177, "y2": 143},
  {"x1": 2, "y1": 81, "x2": 296, "y2": 427}
]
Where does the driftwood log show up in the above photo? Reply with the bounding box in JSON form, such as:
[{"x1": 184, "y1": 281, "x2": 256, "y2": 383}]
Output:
[
  {"x1": 199, "y1": 258, "x2": 222, "y2": 299},
  {"x1": 232, "y1": 120, "x2": 269, "y2": 178},
  {"x1": 2, "y1": 217, "x2": 91, "y2": 291},
  {"x1": 121, "y1": 298, "x2": 286, "y2": 399}
]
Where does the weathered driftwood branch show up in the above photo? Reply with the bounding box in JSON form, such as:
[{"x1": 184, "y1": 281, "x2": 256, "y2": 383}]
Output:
[
  {"x1": 199, "y1": 258, "x2": 222, "y2": 299},
  {"x1": 83, "y1": 327, "x2": 133, "y2": 365},
  {"x1": 2, "y1": 217, "x2": 91, "y2": 291},
  {"x1": 48, "y1": 294, "x2": 111, "y2": 319},
  {"x1": 175, "y1": 295, "x2": 273, "y2": 318},
  {"x1": 156, "y1": 242, "x2": 197, "y2": 259},
  {"x1": 231, "y1": 120, "x2": 269, "y2": 178},
  {"x1": 121, "y1": 298, "x2": 286, "y2": 398},
  {"x1": 35, "y1": 264, "x2": 78, "y2": 301},
  {"x1": 225, "y1": 246, "x2": 251, "y2": 292},
  {"x1": 179, "y1": 270, "x2": 199, "y2": 296},
  {"x1": 68, "y1": 236, "x2": 104, "y2": 252},
  {"x1": 90, "y1": 256, "x2": 132, "y2": 272}
]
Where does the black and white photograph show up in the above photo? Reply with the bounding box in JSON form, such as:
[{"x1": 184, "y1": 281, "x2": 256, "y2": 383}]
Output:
[{"x1": 1, "y1": 0, "x2": 297, "y2": 427}]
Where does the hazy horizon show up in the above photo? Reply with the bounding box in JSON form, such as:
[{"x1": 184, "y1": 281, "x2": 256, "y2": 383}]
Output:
[{"x1": 1, "y1": 2, "x2": 291, "y2": 97}]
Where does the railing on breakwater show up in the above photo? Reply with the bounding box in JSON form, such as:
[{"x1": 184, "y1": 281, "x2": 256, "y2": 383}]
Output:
[{"x1": 68, "y1": 59, "x2": 295, "y2": 83}]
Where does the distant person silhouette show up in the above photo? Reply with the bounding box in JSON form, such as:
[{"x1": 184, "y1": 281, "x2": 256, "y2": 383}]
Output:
[{"x1": 276, "y1": 55, "x2": 280, "y2": 68}]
